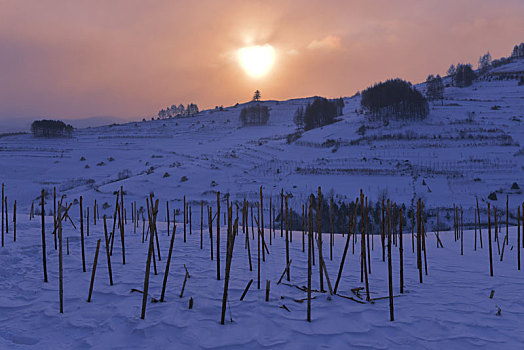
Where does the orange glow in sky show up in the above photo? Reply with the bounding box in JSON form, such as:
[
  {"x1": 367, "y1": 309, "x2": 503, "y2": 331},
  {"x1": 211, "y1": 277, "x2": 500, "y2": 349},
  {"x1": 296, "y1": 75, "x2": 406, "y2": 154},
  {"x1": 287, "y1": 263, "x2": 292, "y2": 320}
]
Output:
[{"x1": 1, "y1": 0, "x2": 524, "y2": 120}]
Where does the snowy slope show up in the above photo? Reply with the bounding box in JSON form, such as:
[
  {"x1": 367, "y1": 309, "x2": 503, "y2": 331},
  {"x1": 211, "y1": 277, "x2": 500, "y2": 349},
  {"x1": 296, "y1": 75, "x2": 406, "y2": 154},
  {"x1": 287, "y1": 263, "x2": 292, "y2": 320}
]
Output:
[{"x1": 0, "y1": 63, "x2": 523, "y2": 228}]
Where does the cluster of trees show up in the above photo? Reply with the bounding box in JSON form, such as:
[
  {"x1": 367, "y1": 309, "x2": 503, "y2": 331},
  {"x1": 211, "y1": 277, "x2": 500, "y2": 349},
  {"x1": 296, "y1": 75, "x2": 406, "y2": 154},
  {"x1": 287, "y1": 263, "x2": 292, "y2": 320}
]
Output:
[
  {"x1": 447, "y1": 63, "x2": 477, "y2": 87},
  {"x1": 360, "y1": 79, "x2": 429, "y2": 121},
  {"x1": 293, "y1": 97, "x2": 343, "y2": 131},
  {"x1": 239, "y1": 104, "x2": 270, "y2": 126},
  {"x1": 491, "y1": 56, "x2": 512, "y2": 69},
  {"x1": 511, "y1": 43, "x2": 524, "y2": 58},
  {"x1": 425, "y1": 75, "x2": 444, "y2": 102},
  {"x1": 157, "y1": 103, "x2": 199, "y2": 119},
  {"x1": 31, "y1": 120, "x2": 73, "y2": 138}
]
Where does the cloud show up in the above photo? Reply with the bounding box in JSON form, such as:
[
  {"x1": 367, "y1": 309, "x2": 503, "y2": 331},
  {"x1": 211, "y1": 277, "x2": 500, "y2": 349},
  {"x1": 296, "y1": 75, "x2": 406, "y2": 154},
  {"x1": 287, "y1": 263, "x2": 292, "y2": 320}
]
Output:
[{"x1": 307, "y1": 35, "x2": 342, "y2": 50}]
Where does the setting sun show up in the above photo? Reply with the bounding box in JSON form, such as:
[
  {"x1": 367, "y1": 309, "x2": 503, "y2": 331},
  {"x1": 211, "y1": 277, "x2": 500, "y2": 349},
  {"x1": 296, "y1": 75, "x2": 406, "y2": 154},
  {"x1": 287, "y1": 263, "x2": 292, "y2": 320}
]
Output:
[{"x1": 237, "y1": 44, "x2": 275, "y2": 78}]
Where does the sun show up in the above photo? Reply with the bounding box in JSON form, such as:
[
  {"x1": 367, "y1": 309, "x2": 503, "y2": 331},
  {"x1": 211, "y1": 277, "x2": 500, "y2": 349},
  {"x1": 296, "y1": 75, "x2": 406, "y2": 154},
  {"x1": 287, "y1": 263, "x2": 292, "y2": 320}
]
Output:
[{"x1": 237, "y1": 44, "x2": 275, "y2": 78}]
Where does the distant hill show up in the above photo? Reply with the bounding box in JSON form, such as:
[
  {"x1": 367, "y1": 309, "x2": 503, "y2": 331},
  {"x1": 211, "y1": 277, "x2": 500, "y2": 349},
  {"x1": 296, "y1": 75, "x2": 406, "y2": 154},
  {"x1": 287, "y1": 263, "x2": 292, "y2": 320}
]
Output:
[{"x1": 0, "y1": 115, "x2": 128, "y2": 133}]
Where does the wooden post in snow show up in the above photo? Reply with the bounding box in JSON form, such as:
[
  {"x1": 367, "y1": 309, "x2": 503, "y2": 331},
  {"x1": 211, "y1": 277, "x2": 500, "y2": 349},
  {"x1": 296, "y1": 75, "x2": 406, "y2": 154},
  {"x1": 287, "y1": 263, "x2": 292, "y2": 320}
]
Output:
[
  {"x1": 167, "y1": 201, "x2": 170, "y2": 237},
  {"x1": 140, "y1": 198, "x2": 158, "y2": 319},
  {"x1": 460, "y1": 206, "x2": 463, "y2": 256},
  {"x1": 118, "y1": 194, "x2": 126, "y2": 265},
  {"x1": 518, "y1": 206, "x2": 520, "y2": 271},
  {"x1": 422, "y1": 202, "x2": 428, "y2": 276},
  {"x1": 417, "y1": 198, "x2": 423, "y2": 283},
  {"x1": 87, "y1": 239, "x2": 101, "y2": 302},
  {"x1": 160, "y1": 223, "x2": 177, "y2": 302},
  {"x1": 476, "y1": 197, "x2": 483, "y2": 248},
  {"x1": 58, "y1": 205, "x2": 64, "y2": 313},
  {"x1": 411, "y1": 214, "x2": 414, "y2": 254},
  {"x1": 246, "y1": 214, "x2": 252, "y2": 271},
  {"x1": 334, "y1": 207, "x2": 351, "y2": 294},
  {"x1": 183, "y1": 196, "x2": 186, "y2": 243},
  {"x1": 41, "y1": 189, "x2": 48, "y2": 283},
  {"x1": 1, "y1": 183, "x2": 3, "y2": 246},
  {"x1": 87, "y1": 207, "x2": 90, "y2": 237},
  {"x1": 269, "y1": 197, "x2": 272, "y2": 245},
  {"x1": 437, "y1": 209, "x2": 442, "y2": 248},
  {"x1": 200, "y1": 201, "x2": 203, "y2": 249},
  {"x1": 330, "y1": 197, "x2": 334, "y2": 261},
  {"x1": 13, "y1": 200, "x2": 16, "y2": 242},
  {"x1": 4, "y1": 196, "x2": 7, "y2": 235},
  {"x1": 317, "y1": 187, "x2": 324, "y2": 292},
  {"x1": 366, "y1": 197, "x2": 371, "y2": 274},
  {"x1": 399, "y1": 208, "x2": 404, "y2": 294},
  {"x1": 260, "y1": 186, "x2": 265, "y2": 259},
  {"x1": 240, "y1": 279, "x2": 253, "y2": 301},
  {"x1": 103, "y1": 216, "x2": 113, "y2": 286},
  {"x1": 285, "y1": 195, "x2": 290, "y2": 281},
  {"x1": 217, "y1": 192, "x2": 221, "y2": 280},
  {"x1": 208, "y1": 206, "x2": 214, "y2": 260},
  {"x1": 53, "y1": 187, "x2": 57, "y2": 250},
  {"x1": 220, "y1": 217, "x2": 237, "y2": 324},
  {"x1": 381, "y1": 198, "x2": 385, "y2": 261},
  {"x1": 474, "y1": 208, "x2": 477, "y2": 251},
  {"x1": 488, "y1": 203, "x2": 493, "y2": 277},
  {"x1": 307, "y1": 203, "x2": 313, "y2": 322},
  {"x1": 257, "y1": 204, "x2": 261, "y2": 289},
  {"x1": 281, "y1": 188, "x2": 284, "y2": 238},
  {"x1": 302, "y1": 204, "x2": 305, "y2": 253},
  {"x1": 80, "y1": 196, "x2": 86, "y2": 272},
  {"x1": 506, "y1": 195, "x2": 509, "y2": 248},
  {"x1": 387, "y1": 202, "x2": 394, "y2": 321},
  {"x1": 361, "y1": 190, "x2": 370, "y2": 301}
]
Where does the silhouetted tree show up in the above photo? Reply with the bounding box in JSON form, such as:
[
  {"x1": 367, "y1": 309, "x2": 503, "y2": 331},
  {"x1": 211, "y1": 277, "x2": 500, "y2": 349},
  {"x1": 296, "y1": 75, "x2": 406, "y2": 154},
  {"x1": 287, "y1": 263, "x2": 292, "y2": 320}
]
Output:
[
  {"x1": 511, "y1": 43, "x2": 524, "y2": 58},
  {"x1": 293, "y1": 106, "x2": 304, "y2": 130},
  {"x1": 31, "y1": 120, "x2": 73, "y2": 138},
  {"x1": 239, "y1": 104, "x2": 270, "y2": 126},
  {"x1": 360, "y1": 79, "x2": 429, "y2": 120},
  {"x1": 454, "y1": 63, "x2": 476, "y2": 87},
  {"x1": 426, "y1": 74, "x2": 444, "y2": 103},
  {"x1": 447, "y1": 64, "x2": 456, "y2": 85},
  {"x1": 304, "y1": 98, "x2": 338, "y2": 130},
  {"x1": 478, "y1": 52, "x2": 492, "y2": 72},
  {"x1": 335, "y1": 98, "x2": 345, "y2": 116},
  {"x1": 253, "y1": 90, "x2": 261, "y2": 102},
  {"x1": 186, "y1": 103, "x2": 199, "y2": 115}
]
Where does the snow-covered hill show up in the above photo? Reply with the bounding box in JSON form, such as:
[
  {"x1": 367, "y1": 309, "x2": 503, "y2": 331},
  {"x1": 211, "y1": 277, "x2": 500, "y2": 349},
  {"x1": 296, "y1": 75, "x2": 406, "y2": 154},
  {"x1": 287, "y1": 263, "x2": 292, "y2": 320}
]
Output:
[
  {"x1": 0, "y1": 61, "x2": 523, "y2": 227},
  {"x1": 0, "y1": 60, "x2": 523, "y2": 350}
]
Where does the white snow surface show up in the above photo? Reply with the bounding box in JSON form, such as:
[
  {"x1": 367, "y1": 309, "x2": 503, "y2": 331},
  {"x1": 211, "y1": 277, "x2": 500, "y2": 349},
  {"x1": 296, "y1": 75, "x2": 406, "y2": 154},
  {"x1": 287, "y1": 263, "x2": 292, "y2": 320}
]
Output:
[{"x1": 0, "y1": 215, "x2": 523, "y2": 349}]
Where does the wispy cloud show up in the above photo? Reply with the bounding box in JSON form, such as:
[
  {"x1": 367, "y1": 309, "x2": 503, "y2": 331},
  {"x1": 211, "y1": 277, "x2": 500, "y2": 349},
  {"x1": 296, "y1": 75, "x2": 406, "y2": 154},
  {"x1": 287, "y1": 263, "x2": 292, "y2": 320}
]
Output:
[{"x1": 307, "y1": 35, "x2": 342, "y2": 50}]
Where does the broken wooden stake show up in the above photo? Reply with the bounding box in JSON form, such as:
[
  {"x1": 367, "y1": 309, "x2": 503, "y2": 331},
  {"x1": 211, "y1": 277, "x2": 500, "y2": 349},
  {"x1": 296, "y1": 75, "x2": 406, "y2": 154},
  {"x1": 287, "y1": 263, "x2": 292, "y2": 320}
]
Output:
[
  {"x1": 240, "y1": 279, "x2": 254, "y2": 301},
  {"x1": 87, "y1": 239, "x2": 101, "y2": 302}
]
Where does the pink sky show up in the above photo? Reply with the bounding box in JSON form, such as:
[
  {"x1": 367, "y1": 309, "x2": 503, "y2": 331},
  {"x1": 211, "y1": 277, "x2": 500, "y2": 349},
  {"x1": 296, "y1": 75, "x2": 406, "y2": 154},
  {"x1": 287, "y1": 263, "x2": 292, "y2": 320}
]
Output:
[{"x1": 1, "y1": 0, "x2": 523, "y2": 120}]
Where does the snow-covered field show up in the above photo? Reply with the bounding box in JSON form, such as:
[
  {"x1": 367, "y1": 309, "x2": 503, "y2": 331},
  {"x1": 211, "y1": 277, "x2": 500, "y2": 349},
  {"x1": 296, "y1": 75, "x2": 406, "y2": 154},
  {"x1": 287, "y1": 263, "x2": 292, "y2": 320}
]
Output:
[
  {"x1": 0, "y1": 213, "x2": 522, "y2": 349},
  {"x1": 0, "y1": 60, "x2": 523, "y2": 348}
]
